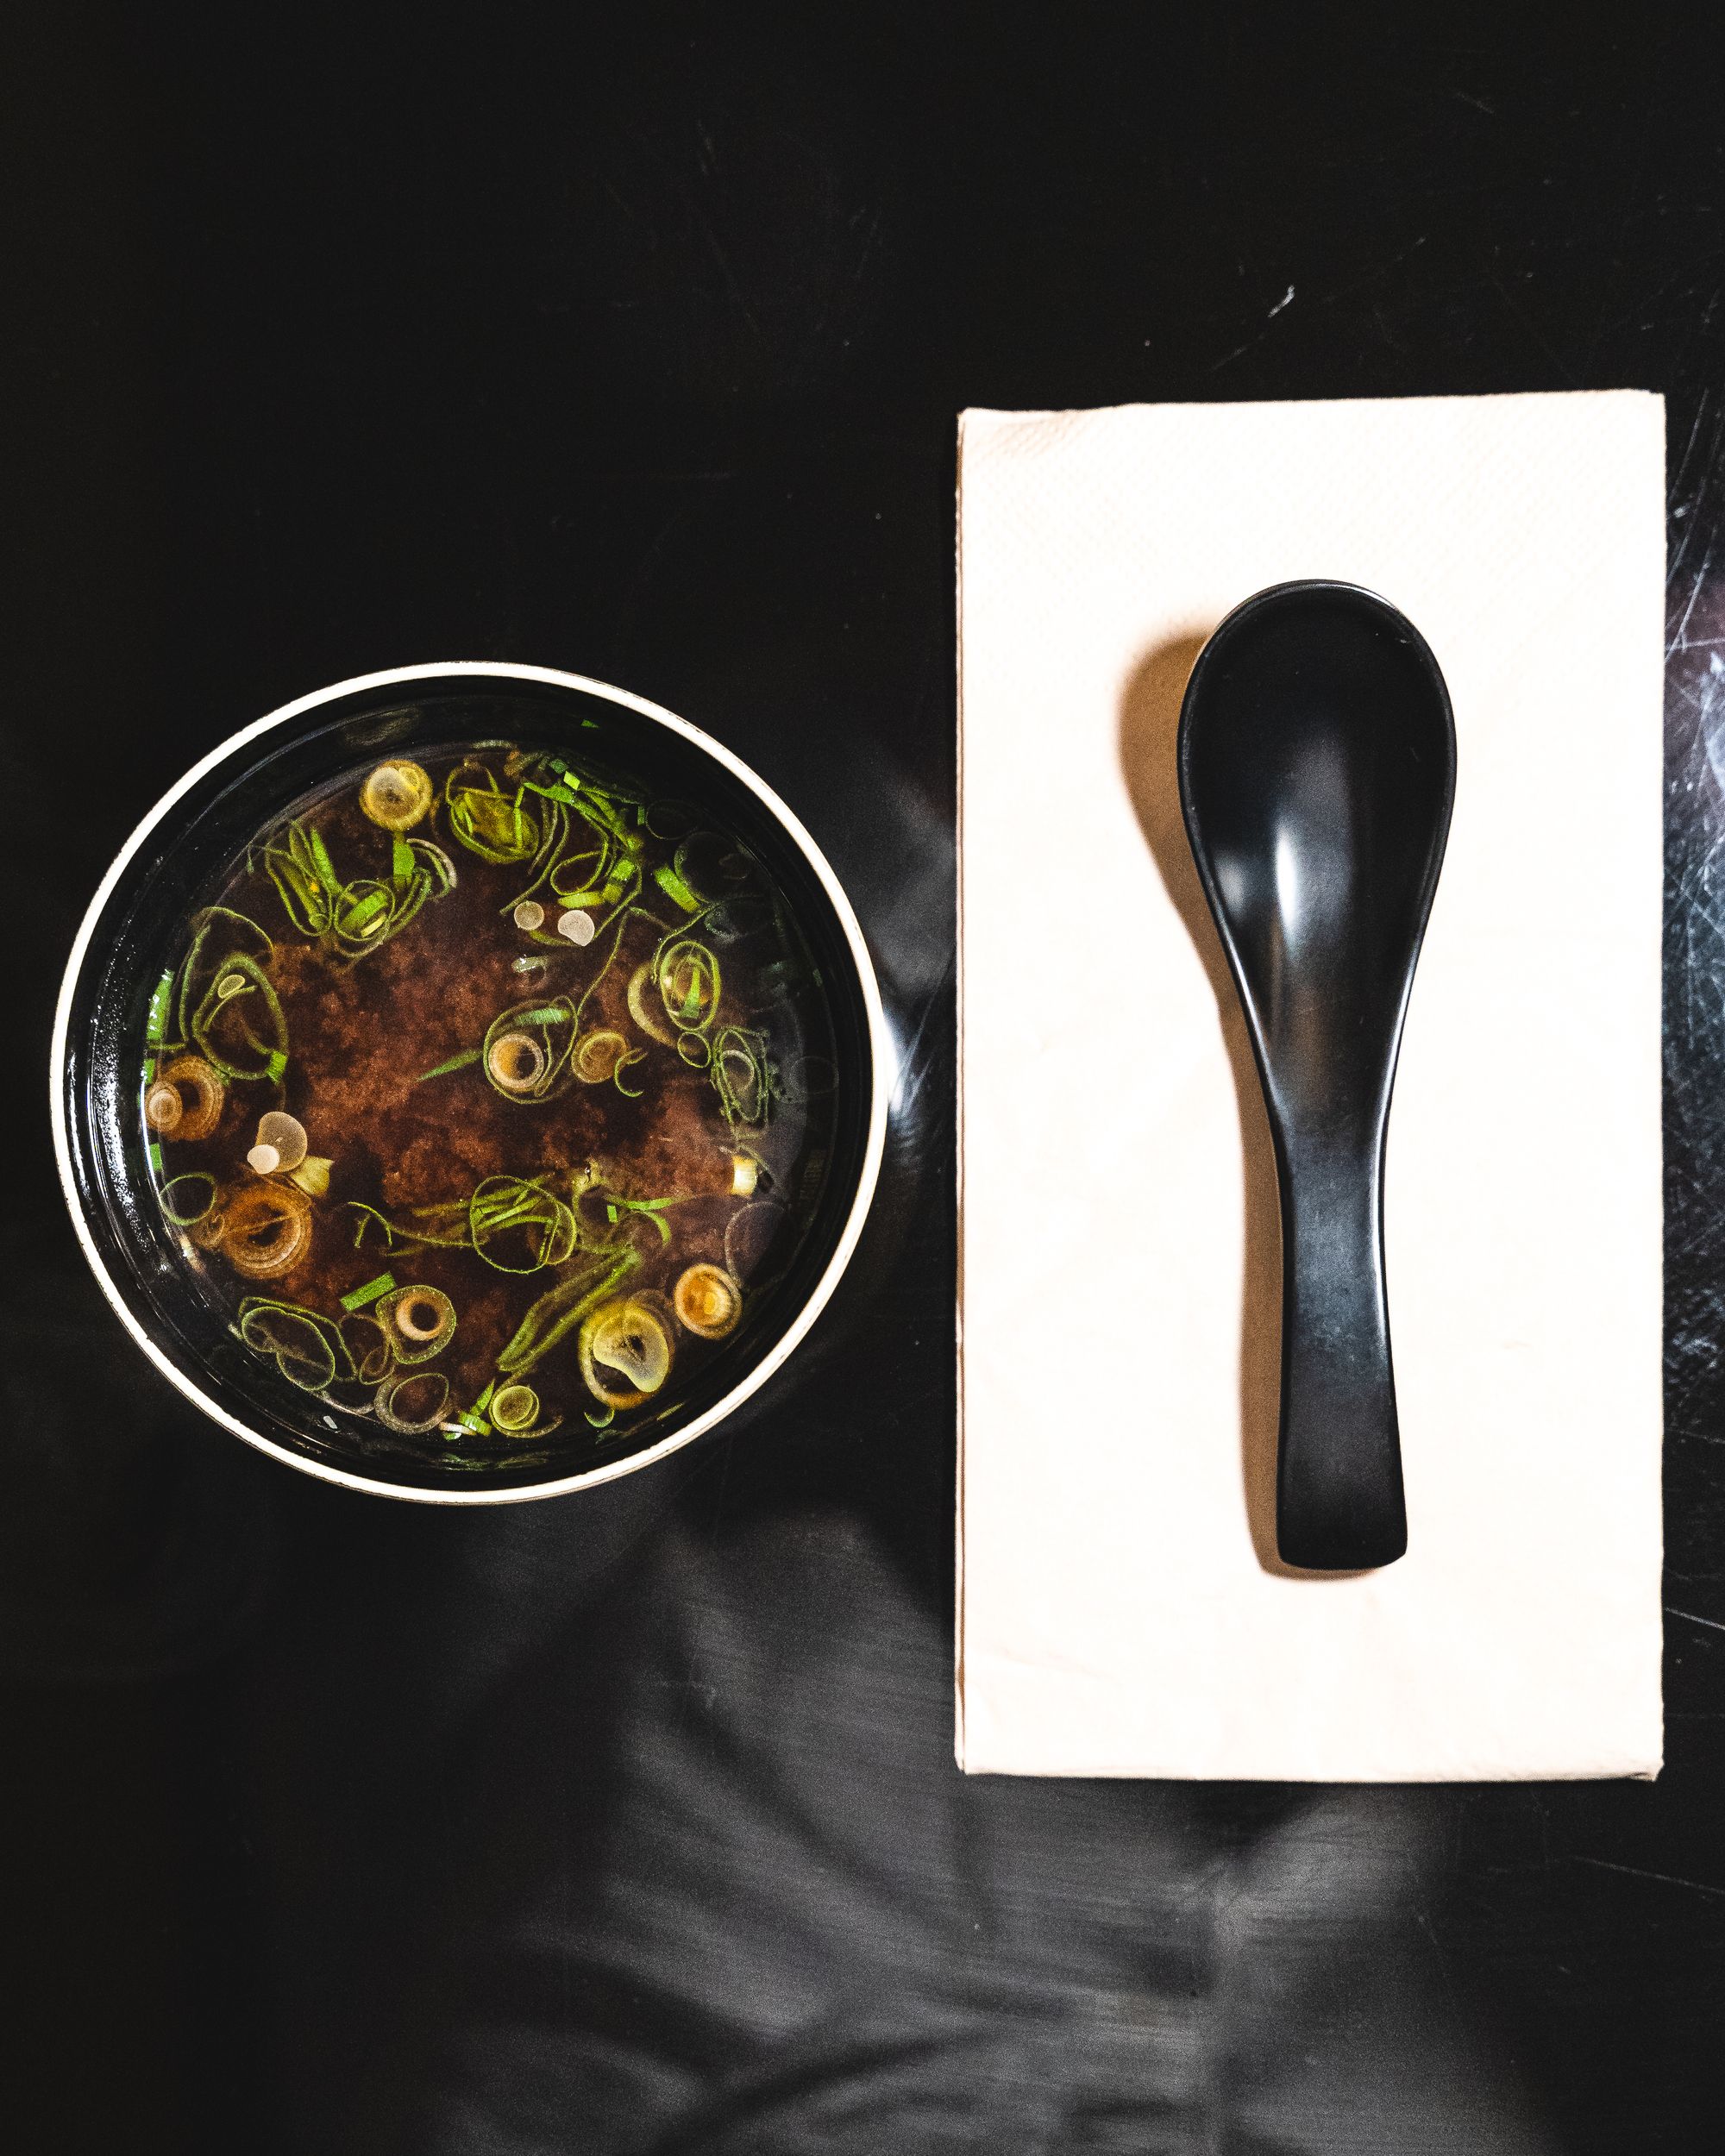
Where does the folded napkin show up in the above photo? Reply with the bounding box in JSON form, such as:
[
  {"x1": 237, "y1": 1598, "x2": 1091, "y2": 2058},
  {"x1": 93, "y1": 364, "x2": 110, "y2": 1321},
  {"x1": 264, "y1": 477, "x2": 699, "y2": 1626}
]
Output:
[{"x1": 957, "y1": 391, "x2": 1665, "y2": 1780}]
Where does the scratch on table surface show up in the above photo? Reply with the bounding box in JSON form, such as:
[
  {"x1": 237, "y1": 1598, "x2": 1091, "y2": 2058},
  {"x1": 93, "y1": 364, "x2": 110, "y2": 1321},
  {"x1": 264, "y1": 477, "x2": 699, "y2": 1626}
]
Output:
[
  {"x1": 1670, "y1": 545, "x2": 1716, "y2": 655},
  {"x1": 1665, "y1": 1606, "x2": 1725, "y2": 1633},
  {"x1": 1209, "y1": 241, "x2": 1427, "y2": 371},
  {"x1": 1663, "y1": 494, "x2": 1725, "y2": 1470},
  {"x1": 1484, "y1": 261, "x2": 1578, "y2": 385},
  {"x1": 1411, "y1": 1907, "x2": 1465, "y2": 2030},
  {"x1": 1573, "y1": 1858, "x2": 1725, "y2": 1902},
  {"x1": 1668, "y1": 389, "x2": 1725, "y2": 612}
]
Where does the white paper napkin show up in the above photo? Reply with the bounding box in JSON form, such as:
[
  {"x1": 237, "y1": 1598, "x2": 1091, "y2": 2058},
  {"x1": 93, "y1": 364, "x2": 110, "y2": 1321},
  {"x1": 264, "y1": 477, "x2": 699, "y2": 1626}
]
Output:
[{"x1": 957, "y1": 391, "x2": 1665, "y2": 1781}]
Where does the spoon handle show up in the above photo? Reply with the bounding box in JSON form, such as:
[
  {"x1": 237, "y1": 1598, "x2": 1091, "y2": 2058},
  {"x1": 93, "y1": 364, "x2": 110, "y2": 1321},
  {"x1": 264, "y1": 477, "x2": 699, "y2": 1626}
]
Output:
[{"x1": 1276, "y1": 1150, "x2": 1408, "y2": 1570}]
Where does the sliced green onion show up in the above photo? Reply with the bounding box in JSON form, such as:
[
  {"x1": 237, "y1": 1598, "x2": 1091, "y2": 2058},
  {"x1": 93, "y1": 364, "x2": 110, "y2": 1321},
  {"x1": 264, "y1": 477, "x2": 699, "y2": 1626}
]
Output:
[
  {"x1": 711, "y1": 1025, "x2": 775, "y2": 1129},
  {"x1": 724, "y1": 1200, "x2": 787, "y2": 1282},
  {"x1": 496, "y1": 1250, "x2": 639, "y2": 1380},
  {"x1": 417, "y1": 1046, "x2": 483, "y2": 1081},
  {"x1": 190, "y1": 952, "x2": 288, "y2": 1082},
  {"x1": 260, "y1": 814, "x2": 453, "y2": 963},
  {"x1": 347, "y1": 1175, "x2": 581, "y2": 1275},
  {"x1": 254, "y1": 1111, "x2": 308, "y2": 1170},
  {"x1": 573, "y1": 1029, "x2": 629, "y2": 1085},
  {"x1": 361, "y1": 760, "x2": 434, "y2": 830},
  {"x1": 657, "y1": 938, "x2": 720, "y2": 1032},
  {"x1": 490, "y1": 1383, "x2": 540, "y2": 1433},
  {"x1": 145, "y1": 1078, "x2": 184, "y2": 1134},
  {"x1": 341, "y1": 1270, "x2": 398, "y2": 1313},
  {"x1": 216, "y1": 1179, "x2": 314, "y2": 1280},
  {"x1": 653, "y1": 863, "x2": 703, "y2": 913},
  {"x1": 378, "y1": 1283, "x2": 456, "y2": 1364},
  {"x1": 674, "y1": 1263, "x2": 743, "y2": 1340},
  {"x1": 486, "y1": 1028, "x2": 551, "y2": 1095},
  {"x1": 152, "y1": 1056, "x2": 225, "y2": 1141},
  {"x1": 373, "y1": 1369, "x2": 451, "y2": 1434},
  {"x1": 444, "y1": 761, "x2": 541, "y2": 864},
  {"x1": 235, "y1": 1295, "x2": 348, "y2": 1393},
  {"x1": 578, "y1": 1295, "x2": 673, "y2": 1409},
  {"x1": 159, "y1": 1171, "x2": 219, "y2": 1228},
  {"x1": 146, "y1": 969, "x2": 173, "y2": 1046},
  {"x1": 627, "y1": 962, "x2": 677, "y2": 1045},
  {"x1": 286, "y1": 1155, "x2": 331, "y2": 1197}
]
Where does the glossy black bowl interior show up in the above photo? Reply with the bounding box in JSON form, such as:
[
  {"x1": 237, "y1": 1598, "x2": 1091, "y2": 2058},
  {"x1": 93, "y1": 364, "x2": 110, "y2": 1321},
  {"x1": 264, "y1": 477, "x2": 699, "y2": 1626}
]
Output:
[{"x1": 57, "y1": 673, "x2": 880, "y2": 1497}]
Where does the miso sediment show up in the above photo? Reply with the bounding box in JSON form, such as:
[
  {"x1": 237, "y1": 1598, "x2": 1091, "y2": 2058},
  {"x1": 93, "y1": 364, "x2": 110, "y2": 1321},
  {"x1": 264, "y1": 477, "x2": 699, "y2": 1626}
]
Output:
[{"x1": 141, "y1": 739, "x2": 838, "y2": 1463}]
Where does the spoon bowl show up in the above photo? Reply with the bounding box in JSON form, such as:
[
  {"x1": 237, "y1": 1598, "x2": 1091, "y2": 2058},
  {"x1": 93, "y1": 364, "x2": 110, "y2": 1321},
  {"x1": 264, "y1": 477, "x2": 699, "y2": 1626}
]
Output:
[{"x1": 1177, "y1": 581, "x2": 1456, "y2": 1570}]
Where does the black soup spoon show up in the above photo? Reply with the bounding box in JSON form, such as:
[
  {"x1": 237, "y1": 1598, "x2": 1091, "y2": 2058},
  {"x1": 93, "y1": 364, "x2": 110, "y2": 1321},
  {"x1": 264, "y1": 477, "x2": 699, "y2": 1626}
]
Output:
[{"x1": 1176, "y1": 581, "x2": 1456, "y2": 1571}]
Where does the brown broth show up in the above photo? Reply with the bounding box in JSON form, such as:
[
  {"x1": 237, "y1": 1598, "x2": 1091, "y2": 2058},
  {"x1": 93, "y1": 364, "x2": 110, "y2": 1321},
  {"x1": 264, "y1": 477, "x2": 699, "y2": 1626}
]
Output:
[{"x1": 141, "y1": 740, "x2": 839, "y2": 1465}]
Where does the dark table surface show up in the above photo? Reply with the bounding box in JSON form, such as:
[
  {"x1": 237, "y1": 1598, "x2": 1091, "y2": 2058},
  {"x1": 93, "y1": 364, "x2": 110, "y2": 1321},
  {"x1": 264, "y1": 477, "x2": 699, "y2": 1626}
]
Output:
[{"x1": 9, "y1": 11, "x2": 1725, "y2": 2151}]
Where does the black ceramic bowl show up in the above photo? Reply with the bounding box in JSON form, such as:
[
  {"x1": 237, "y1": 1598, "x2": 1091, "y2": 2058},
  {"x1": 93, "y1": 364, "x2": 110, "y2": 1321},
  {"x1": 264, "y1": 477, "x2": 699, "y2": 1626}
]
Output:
[{"x1": 52, "y1": 663, "x2": 888, "y2": 1501}]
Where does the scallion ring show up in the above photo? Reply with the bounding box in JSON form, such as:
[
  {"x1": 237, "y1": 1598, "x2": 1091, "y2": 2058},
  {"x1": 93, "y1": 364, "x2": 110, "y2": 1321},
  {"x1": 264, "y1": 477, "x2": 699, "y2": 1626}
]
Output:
[
  {"x1": 373, "y1": 1369, "x2": 451, "y2": 1434},
  {"x1": 577, "y1": 1295, "x2": 673, "y2": 1411},
  {"x1": 189, "y1": 951, "x2": 289, "y2": 1078},
  {"x1": 144, "y1": 1080, "x2": 184, "y2": 1134},
  {"x1": 572, "y1": 1029, "x2": 629, "y2": 1085},
  {"x1": 724, "y1": 1200, "x2": 787, "y2": 1282},
  {"x1": 379, "y1": 1284, "x2": 456, "y2": 1363},
  {"x1": 360, "y1": 760, "x2": 434, "y2": 830},
  {"x1": 711, "y1": 1025, "x2": 774, "y2": 1128},
  {"x1": 215, "y1": 1179, "x2": 313, "y2": 1280},
  {"x1": 159, "y1": 1171, "x2": 220, "y2": 1229},
  {"x1": 657, "y1": 938, "x2": 721, "y2": 1033},
  {"x1": 236, "y1": 1298, "x2": 339, "y2": 1392},
  {"x1": 673, "y1": 1263, "x2": 742, "y2": 1340},
  {"x1": 153, "y1": 1055, "x2": 226, "y2": 1142},
  {"x1": 444, "y1": 762, "x2": 541, "y2": 865},
  {"x1": 490, "y1": 1383, "x2": 540, "y2": 1434},
  {"x1": 627, "y1": 962, "x2": 677, "y2": 1045},
  {"x1": 254, "y1": 1111, "x2": 309, "y2": 1170},
  {"x1": 486, "y1": 1030, "x2": 549, "y2": 1095}
]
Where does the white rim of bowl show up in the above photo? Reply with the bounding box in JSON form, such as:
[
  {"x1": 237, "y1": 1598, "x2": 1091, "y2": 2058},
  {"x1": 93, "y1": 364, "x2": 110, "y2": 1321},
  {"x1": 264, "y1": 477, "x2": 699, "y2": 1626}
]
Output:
[{"x1": 49, "y1": 661, "x2": 894, "y2": 1505}]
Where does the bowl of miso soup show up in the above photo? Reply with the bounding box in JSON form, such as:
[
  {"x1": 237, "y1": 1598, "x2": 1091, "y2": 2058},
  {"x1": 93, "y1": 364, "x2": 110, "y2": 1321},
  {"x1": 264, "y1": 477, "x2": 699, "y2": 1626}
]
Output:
[{"x1": 53, "y1": 663, "x2": 888, "y2": 1501}]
